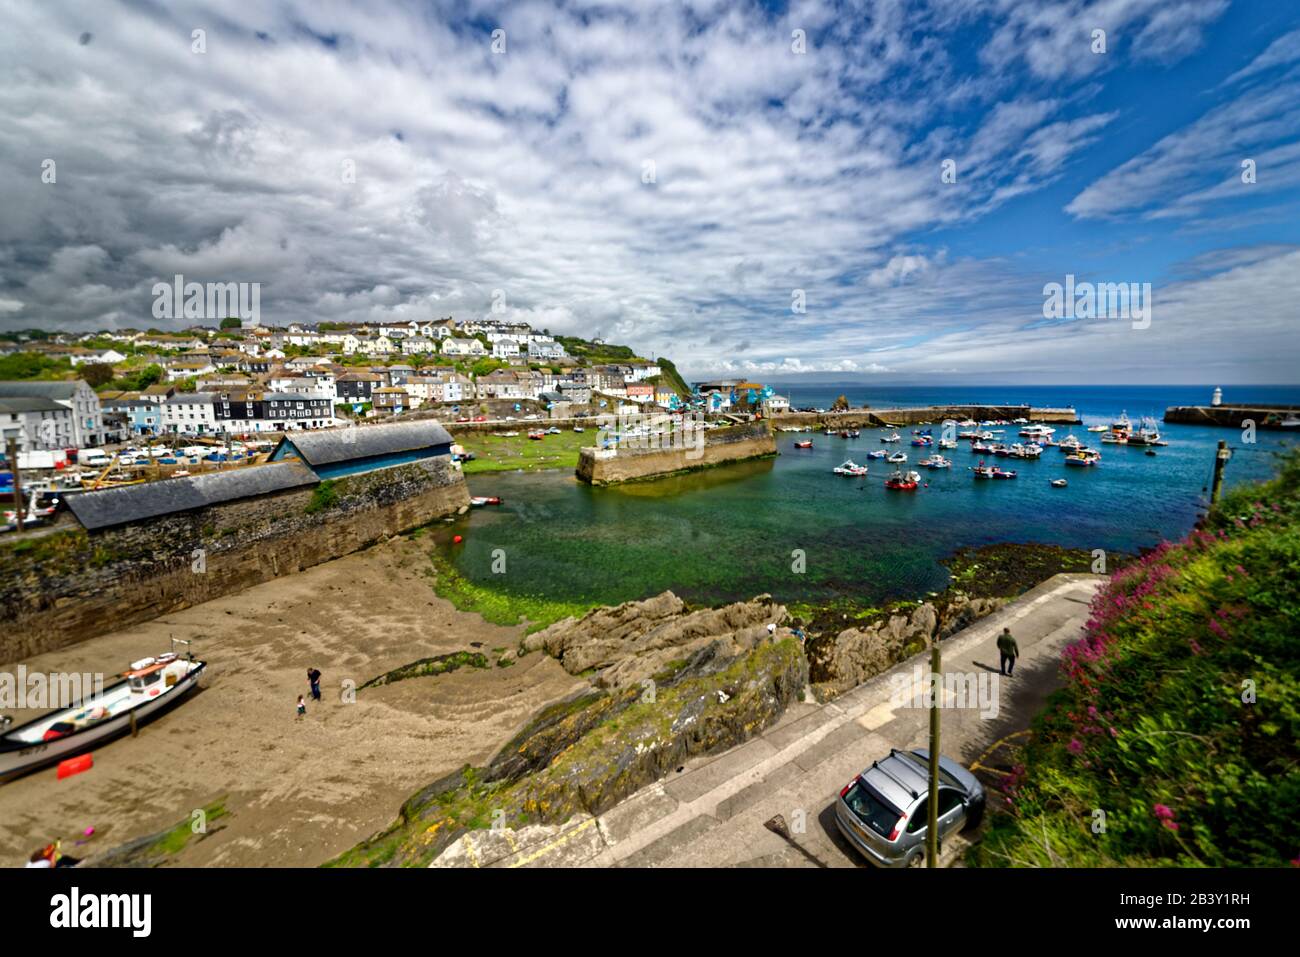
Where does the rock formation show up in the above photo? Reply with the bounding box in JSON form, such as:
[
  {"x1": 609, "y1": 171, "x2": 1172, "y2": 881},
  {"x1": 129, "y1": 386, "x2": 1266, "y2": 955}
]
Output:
[
  {"x1": 523, "y1": 590, "x2": 788, "y2": 690},
  {"x1": 808, "y1": 594, "x2": 1005, "y2": 699}
]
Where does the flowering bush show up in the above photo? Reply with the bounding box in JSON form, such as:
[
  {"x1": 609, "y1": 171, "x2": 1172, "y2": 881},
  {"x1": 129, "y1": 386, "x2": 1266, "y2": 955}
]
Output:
[{"x1": 975, "y1": 447, "x2": 1300, "y2": 867}]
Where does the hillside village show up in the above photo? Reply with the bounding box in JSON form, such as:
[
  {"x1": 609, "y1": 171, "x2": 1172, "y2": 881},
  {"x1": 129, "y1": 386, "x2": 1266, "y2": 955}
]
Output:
[{"x1": 0, "y1": 317, "x2": 797, "y2": 454}]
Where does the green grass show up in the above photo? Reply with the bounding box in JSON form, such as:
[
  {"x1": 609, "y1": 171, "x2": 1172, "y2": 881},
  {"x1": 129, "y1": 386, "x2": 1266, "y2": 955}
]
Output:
[
  {"x1": 973, "y1": 447, "x2": 1300, "y2": 868},
  {"x1": 456, "y1": 429, "x2": 589, "y2": 474},
  {"x1": 428, "y1": 549, "x2": 590, "y2": 633},
  {"x1": 304, "y1": 479, "x2": 338, "y2": 514},
  {"x1": 361, "y1": 652, "x2": 490, "y2": 688},
  {"x1": 147, "y1": 799, "x2": 230, "y2": 857}
]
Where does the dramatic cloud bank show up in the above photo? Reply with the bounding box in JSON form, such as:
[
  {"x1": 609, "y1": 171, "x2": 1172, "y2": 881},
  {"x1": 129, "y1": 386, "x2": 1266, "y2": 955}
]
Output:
[{"x1": 1, "y1": 0, "x2": 1296, "y2": 382}]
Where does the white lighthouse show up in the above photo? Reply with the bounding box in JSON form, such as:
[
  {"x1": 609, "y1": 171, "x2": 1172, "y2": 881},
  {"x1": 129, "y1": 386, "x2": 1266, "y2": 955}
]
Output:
[{"x1": 1212, "y1": 387, "x2": 1222, "y2": 407}]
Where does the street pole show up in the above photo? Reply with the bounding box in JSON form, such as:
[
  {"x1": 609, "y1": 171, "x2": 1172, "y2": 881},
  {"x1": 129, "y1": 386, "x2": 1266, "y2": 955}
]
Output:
[
  {"x1": 7, "y1": 439, "x2": 24, "y2": 533},
  {"x1": 926, "y1": 639, "x2": 940, "y2": 867},
  {"x1": 1210, "y1": 440, "x2": 1231, "y2": 505}
]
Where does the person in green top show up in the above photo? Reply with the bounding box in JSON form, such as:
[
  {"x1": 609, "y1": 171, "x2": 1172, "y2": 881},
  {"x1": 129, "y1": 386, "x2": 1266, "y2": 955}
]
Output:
[{"x1": 997, "y1": 627, "x2": 1019, "y2": 676}]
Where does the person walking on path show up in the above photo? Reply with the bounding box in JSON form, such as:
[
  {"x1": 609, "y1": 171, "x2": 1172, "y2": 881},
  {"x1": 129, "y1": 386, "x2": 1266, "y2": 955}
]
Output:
[
  {"x1": 997, "y1": 627, "x2": 1019, "y2": 676},
  {"x1": 307, "y1": 667, "x2": 322, "y2": 702},
  {"x1": 296, "y1": 695, "x2": 307, "y2": 719}
]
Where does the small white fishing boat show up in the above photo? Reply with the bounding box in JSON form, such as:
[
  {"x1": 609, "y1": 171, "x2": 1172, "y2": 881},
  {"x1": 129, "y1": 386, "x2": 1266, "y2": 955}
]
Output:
[
  {"x1": 887, "y1": 451, "x2": 908, "y2": 464},
  {"x1": 1087, "y1": 425, "x2": 1108, "y2": 433},
  {"x1": 0, "y1": 643, "x2": 205, "y2": 779},
  {"x1": 866, "y1": 449, "x2": 887, "y2": 459},
  {"x1": 880, "y1": 432, "x2": 901, "y2": 443},
  {"x1": 833, "y1": 459, "x2": 868, "y2": 477},
  {"x1": 919, "y1": 454, "x2": 951, "y2": 469},
  {"x1": 1065, "y1": 448, "x2": 1101, "y2": 467},
  {"x1": 1019, "y1": 424, "x2": 1055, "y2": 438},
  {"x1": 1051, "y1": 479, "x2": 1068, "y2": 488}
]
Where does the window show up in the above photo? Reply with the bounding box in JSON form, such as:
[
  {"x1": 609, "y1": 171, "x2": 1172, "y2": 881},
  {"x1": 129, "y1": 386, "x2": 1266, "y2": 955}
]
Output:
[
  {"x1": 843, "y1": 782, "x2": 903, "y2": 838},
  {"x1": 906, "y1": 797, "x2": 928, "y2": 833},
  {"x1": 938, "y1": 789, "x2": 964, "y2": 815}
]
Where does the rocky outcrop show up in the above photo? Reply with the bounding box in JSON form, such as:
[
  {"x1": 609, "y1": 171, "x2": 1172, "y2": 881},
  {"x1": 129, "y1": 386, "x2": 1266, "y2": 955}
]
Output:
[
  {"x1": 331, "y1": 635, "x2": 808, "y2": 868},
  {"x1": 523, "y1": 590, "x2": 788, "y2": 689},
  {"x1": 808, "y1": 594, "x2": 1004, "y2": 699}
]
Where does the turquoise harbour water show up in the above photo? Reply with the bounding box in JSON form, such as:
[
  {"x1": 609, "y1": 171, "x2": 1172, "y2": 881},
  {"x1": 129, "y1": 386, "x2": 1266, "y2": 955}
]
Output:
[{"x1": 446, "y1": 385, "x2": 1299, "y2": 611}]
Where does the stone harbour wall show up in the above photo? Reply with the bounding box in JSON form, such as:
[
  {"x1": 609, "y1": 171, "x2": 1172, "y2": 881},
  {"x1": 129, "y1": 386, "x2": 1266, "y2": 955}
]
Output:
[
  {"x1": 576, "y1": 420, "x2": 776, "y2": 485},
  {"x1": 771, "y1": 405, "x2": 1081, "y2": 429},
  {"x1": 0, "y1": 457, "x2": 470, "y2": 662}
]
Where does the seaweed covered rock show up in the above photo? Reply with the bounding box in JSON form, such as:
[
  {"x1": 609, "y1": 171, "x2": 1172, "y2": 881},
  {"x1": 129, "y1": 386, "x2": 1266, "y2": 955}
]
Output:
[
  {"x1": 331, "y1": 636, "x2": 808, "y2": 868},
  {"x1": 522, "y1": 589, "x2": 788, "y2": 689}
]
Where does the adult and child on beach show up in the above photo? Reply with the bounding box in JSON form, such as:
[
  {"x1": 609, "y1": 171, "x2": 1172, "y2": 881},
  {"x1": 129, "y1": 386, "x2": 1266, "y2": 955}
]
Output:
[{"x1": 297, "y1": 667, "x2": 323, "y2": 718}]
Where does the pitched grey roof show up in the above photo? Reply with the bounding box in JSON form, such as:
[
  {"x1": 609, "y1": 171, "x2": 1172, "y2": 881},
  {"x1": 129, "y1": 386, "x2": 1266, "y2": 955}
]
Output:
[
  {"x1": 66, "y1": 461, "x2": 321, "y2": 531},
  {"x1": 273, "y1": 419, "x2": 452, "y2": 467},
  {"x1": 0, "y1": 380, "x2": 80, "y2": 400},
  {"x1": 0, "y1": 397, "x2": 67, "y2": 414}
]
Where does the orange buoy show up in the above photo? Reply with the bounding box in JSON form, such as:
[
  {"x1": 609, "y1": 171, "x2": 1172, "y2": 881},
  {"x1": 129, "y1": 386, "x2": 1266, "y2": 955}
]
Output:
[{"x1": 57, "y1": 754, "x2": 93, "y2": 779}]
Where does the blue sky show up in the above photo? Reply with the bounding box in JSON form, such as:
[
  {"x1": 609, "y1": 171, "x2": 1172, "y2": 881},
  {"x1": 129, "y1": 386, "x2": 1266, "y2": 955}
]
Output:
[{"x1": 1, "y1": 0, "x2": 1298, "y2": 383}]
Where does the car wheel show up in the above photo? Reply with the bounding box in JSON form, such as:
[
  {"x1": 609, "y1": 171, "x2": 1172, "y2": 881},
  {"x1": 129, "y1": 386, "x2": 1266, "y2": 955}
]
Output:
[{"x1": 906, "y1": 848, "x2": 925, "y2": 868}]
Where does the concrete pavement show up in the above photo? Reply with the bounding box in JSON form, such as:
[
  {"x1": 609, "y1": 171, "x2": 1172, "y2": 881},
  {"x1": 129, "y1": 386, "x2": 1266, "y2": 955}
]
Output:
[{"x1": 432, "y1": 572, "x2": 1104, "y2": 868}]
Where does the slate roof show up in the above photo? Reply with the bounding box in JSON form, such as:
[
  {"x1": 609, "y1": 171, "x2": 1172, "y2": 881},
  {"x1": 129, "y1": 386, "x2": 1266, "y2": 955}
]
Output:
[
  {"x1": 272, "y1": 419, "x2": 452, "y2": 467},
  {"x1": 0, "y1": 397, "x2": 67, "y2": 414},
  {"x1": 0, "y1": 381, "x2": 79, "y2": 400},
  {"x1": 66, "y1": 461, "x2": 321, "y2": 531}
]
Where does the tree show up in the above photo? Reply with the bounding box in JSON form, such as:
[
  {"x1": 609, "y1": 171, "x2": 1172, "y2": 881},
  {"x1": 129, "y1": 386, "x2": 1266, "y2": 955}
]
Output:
[
  {"x1": 80, "y1": 362, "x2": 116, "y2": 387},
  {"x1": 832, "y1": 394, "x2": 849, "y2": 411},
  {"x1": 219, "y1": 317, "x2": 242, "y2": 330}
]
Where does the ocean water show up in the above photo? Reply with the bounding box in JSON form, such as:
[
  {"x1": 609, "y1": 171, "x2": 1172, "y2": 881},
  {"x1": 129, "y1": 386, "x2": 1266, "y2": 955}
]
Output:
[{"x1": 443, "y1": 385, "x2": 1299, "y2": 611}]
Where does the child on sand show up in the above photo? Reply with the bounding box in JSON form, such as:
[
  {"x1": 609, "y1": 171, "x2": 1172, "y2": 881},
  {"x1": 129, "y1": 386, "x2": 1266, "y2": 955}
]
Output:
[{"x1": 296, "y1": 695, "x2": 307, "y2": 719}]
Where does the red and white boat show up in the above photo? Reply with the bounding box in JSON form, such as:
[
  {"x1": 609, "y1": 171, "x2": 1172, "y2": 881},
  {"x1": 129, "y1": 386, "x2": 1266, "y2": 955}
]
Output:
[
  {"x1": 885, "y1": 469, "x2": 921, "y2": 490},
  {"x1": 0, "y1": 644, "x2": 205, "y2": 780}
]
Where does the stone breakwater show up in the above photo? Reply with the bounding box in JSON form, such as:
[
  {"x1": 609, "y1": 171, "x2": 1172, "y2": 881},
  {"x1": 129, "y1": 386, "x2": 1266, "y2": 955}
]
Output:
[
  {"x1": 772, "y1": 404, "x2": 1081, "y2": 428},
  {"x1": 0, "y1": 457, "x2": 469, "y2": 661},
  {"x1": 575, "y1": 419, "x2": 776, "y2": 485},
  {"x1": 1164, "y1": 404, "x2": 1300, "y2": 430}
]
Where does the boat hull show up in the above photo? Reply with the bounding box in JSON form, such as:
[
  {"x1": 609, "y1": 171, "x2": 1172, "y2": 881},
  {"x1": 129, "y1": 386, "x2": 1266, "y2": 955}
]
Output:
[{"x1": 0, "y1": 662, "x2": 206, "y2": 780}]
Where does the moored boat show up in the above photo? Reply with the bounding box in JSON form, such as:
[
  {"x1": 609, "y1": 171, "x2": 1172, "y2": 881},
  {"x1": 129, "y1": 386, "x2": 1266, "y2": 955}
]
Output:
[
  {"x1": 833, "y1": 460, "x2": 868, "y2": 476},
  {"x1": 1065, "y1": 448, "x2": 1101, "y2": 466},
  {"x1": 1, "y1": 644, "x2": 205, "y2": 779},
  {"x1": 1019, "y1": 424, "x2": 1055, "y2": 439},
  {"x1": 884, "y1": 469, "x2": 921, "y2": 490},
  {"x1": 1051, "y1": 478, "x2": 1068, "y2": 488},
  {"x1": 794, "y1": 440, "x2": 813, "y2": 449},
  {"x1": 886, "y1": 451, "x2": 908, "y2": 464},
  {"x1": 470, "y1": 496, "x2": 503, "y2": 506}
]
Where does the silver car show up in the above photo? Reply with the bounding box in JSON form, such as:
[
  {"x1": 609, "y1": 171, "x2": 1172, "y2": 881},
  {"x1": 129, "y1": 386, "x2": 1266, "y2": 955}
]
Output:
[{"x1": 834, "y1": 748, "x2": 985, "y2": 867}]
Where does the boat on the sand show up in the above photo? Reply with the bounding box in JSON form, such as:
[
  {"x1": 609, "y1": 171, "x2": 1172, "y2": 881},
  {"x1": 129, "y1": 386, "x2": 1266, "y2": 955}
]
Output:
[{"x1": 1, "y1": 644, "x2": 205, "y2": 779}]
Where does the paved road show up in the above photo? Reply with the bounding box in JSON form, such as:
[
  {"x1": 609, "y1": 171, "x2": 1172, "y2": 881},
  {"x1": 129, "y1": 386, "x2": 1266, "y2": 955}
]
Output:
[{"x1": 433, "y1": 573, "x2": 1105, "y2": 868}]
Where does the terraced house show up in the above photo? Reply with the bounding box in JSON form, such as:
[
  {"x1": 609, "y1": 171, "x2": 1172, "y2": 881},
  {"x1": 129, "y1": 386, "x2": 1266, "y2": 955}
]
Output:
[{"x1": 0, "y1": 379, "x2": 104, "y2": 447}]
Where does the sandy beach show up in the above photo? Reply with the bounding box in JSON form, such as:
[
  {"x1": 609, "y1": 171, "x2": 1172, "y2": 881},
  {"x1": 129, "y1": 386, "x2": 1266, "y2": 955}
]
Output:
[{"x1": 0, "y1": 534, "x2": 586, "y2": 867}]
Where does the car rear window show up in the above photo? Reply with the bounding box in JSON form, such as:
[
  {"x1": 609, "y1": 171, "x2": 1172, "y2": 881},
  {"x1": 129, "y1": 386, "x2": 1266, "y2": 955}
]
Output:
[{"x1": 843, "y1": 781, "x2": 901, "y2": 837}]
